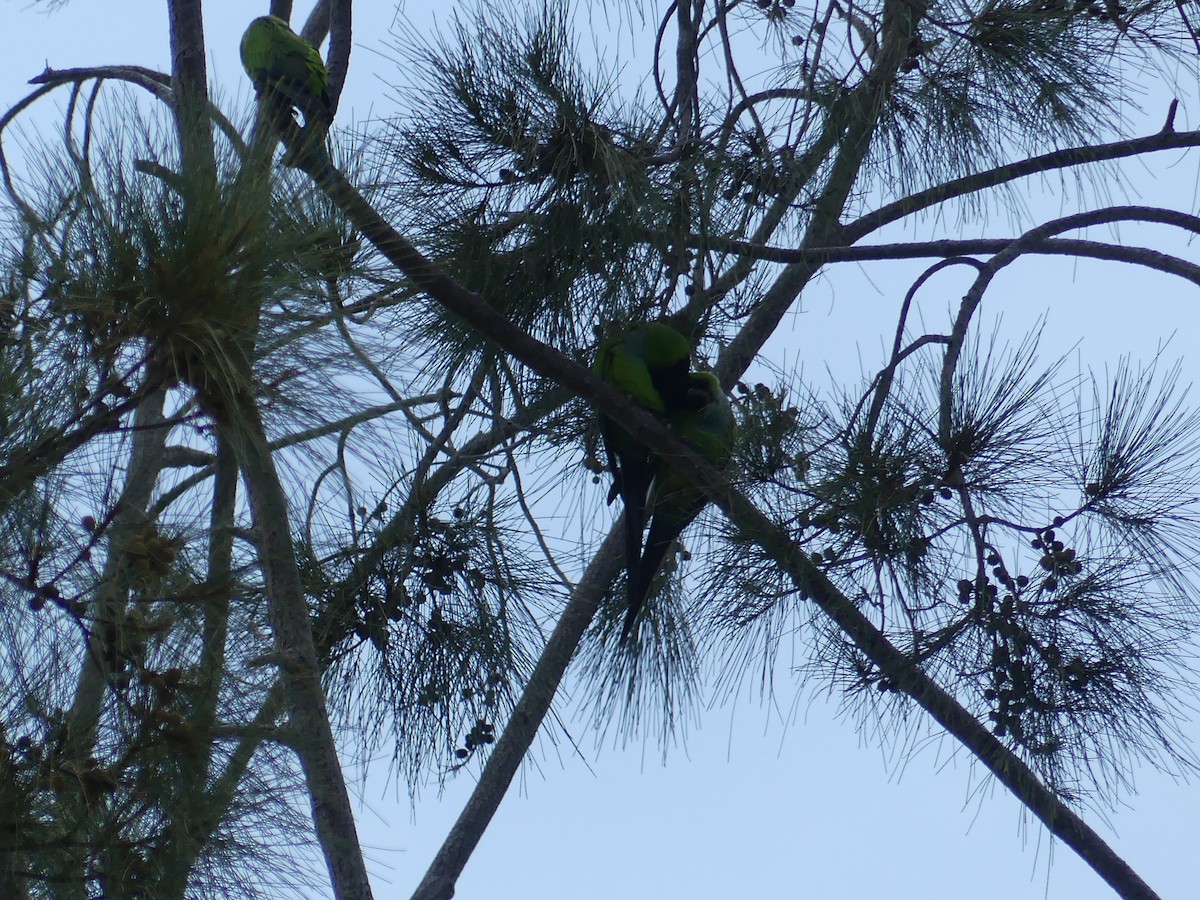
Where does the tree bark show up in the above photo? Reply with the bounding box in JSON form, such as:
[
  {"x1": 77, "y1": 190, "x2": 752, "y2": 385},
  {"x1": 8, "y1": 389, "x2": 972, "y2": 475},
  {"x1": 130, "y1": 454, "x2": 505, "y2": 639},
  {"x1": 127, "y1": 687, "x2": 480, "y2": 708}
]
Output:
[{"x1": 219, "y1": 395, "x2": 375, "y2": 900}]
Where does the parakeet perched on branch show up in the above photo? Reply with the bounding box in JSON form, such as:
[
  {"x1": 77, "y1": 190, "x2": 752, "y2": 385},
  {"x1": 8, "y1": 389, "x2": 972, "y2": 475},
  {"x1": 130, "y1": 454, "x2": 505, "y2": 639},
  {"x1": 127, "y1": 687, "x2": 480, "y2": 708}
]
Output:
[
  {"x1": 624, "y1": 370, "x2": 736, "y2": 641},
  {"x1": 240, "y1": 16, "x2": 332, "y2": 134},
  {"x1": 593, "y1": 322, "x2": 694, "y2": 631}
]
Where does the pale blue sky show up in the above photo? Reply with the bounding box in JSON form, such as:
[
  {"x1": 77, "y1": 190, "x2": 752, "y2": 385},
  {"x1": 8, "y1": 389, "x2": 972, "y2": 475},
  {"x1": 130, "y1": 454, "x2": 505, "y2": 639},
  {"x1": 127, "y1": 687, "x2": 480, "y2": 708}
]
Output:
[{"x1": 1, "y1": 2, "x2": 1197, "y2": 897}]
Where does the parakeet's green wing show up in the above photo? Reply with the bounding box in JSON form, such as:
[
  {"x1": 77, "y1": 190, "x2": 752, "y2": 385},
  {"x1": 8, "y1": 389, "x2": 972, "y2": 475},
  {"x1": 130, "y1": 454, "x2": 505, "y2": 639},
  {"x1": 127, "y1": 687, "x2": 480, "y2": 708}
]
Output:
[
  {"x1": 623, "y1": 371, "x2": 736, "y2": 641},
  {"x1": 240, "y1": 16, "x2": 332, "y2": 128}
]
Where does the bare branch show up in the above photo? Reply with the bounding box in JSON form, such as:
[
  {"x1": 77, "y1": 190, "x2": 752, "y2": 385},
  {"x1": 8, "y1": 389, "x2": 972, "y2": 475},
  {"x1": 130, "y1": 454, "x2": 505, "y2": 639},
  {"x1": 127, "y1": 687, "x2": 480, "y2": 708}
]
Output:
[
  {"x1": 844, "y1": 125, "x2": 1200, "y2": 244},
  {"x1": 692, "y1": 233, "x2": 1200, "y2": 286},
  {"x1": 298, "y1": 136, "x2": 1160, "y2": 898},
  {"x1": 326, "y1": 0, "x2": 353, "y2": 115},
  {"x1": 411, "y1": 527, "x2": 622, "y2": 900},
  {"x1": 167, "y1": 0, "x2": 215, "y2": 178},
  {"x1": 939, "y1": 206, "x2": 1200, "y2": 442}
]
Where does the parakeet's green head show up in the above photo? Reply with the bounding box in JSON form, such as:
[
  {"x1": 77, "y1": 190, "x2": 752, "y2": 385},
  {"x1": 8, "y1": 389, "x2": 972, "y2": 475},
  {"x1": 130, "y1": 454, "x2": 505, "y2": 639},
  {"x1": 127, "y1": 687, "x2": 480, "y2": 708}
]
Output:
[
  {"x1": 682, "y1": 371, "x2": 723, "y2": 408},
  {"x1": 593, "y1": 322, "x2": 693, "y2": 413},
  {"x1": 639, "y1": 322, "x2": 692, "y2": 370},
  {"x1": 250, "y1": 15, "x2": 288, "y2": 31},
  {"x1": 641, "y1": 323, "x2": 695, "y2": 410},
  {"x1": 671, "y1": 371, "x2": 737, "y2": 463}
]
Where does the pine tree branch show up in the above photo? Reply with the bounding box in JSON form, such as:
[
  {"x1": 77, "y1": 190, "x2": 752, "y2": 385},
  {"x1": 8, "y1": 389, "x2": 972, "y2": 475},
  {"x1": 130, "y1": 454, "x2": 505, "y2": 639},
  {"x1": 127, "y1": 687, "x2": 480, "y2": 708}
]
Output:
[
  {"x1": 155, "y1": 438, "x2": 238, "y2": 900},
  {"x1": 60, "y1": 388, "x2": 170, "y2": 894},
  {"x1": 843, "y1": 122, "x2": 1200, "y2": 244},
  {"x1": 0, "y1": 379, "x2": 157, "y2": 511},
  {"x1": 563, "y1": 385, "x2": 1166, "y2": 900},
  {"x1": 300, "y1": 151, "x2": 1160, "y2": 899},
  {"x1": 938, "y1": 206, "x2": 1200, "y2": 442},
  {"x1": 148, "y1": 398, "x2": 433, "y2": 522},
  {"x1": 674, "y1": 0, "x2": 700, "y2": 143},
  {"x1": 23, "y1": 66, "x2": 246, "y2": 156},
  {"x1": 28, "y1": 65, "x2": 172, "y2": 99},
  {"x1": 717, "y1": 482, "x2": 1162, "y2": 900},
  {"x1": 316, "y1": 388, "x2": 572, "y2": 659},
  {"x1": 410, "y1": 527, "x2": 623, "y2": 900},
  {"x1": 175, "y1": 681, "x2": 290, "y2": 898},
  {"x1": 64, "y1": 390, "x2": 170, "y2": 762},
  {"x1": 301, "y1": 0, "x2": 331, "y2": 47},
  {"x1": 691, "y1": 232, "x2": 1200, "y2": 285},
  {"x1": 218, "y1": 390, "x2": 374, "y2": 900},
  {"x1": 326, "y1": 0, "x2": 353, "y2": 116},
  {"x1": 715, "y1": 0, "x2": 929, "y2": 382},
  {"x1": 166, "y1": 0, "x2": 216, "y2": 181}
]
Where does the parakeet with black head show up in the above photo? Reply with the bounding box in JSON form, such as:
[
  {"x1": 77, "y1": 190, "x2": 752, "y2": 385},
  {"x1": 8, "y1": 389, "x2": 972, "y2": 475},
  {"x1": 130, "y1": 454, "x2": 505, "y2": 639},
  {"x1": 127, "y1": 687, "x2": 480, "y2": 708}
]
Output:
[
  {"x1": 623, "y1": 370, "x2": 736, "y2": 641},
  {"x1": 593, "y1": 322, "x2": 694, "y2": 628},
  {"x1": 240, "y1": 16, "x2": 332, "y2": 135}
]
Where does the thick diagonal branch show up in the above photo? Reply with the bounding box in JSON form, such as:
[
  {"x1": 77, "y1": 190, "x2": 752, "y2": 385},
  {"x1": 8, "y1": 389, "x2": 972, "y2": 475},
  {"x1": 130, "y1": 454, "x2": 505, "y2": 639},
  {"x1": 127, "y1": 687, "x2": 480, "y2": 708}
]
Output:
[{"x1": 300, "y1": 152, "x2": 1158, "y2": 900}]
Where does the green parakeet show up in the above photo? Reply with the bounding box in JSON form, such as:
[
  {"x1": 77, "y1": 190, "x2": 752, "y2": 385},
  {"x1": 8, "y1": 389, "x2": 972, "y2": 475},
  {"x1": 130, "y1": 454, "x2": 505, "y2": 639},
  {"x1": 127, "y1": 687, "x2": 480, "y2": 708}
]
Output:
[
  {"x1": 624, "y1": 370, "x2": 736, "y2": 641},
  {"x1": 593, "y1": 323, "x2": 694, "y2": 630},
  {"x1": 240, "y1": 16, "x2": 332, "y2": 132}
]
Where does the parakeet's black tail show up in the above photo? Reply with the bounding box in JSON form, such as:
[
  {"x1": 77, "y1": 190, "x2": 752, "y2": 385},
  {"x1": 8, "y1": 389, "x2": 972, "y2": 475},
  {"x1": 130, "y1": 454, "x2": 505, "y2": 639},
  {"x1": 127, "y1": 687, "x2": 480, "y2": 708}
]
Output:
[
  {"x1": 623, "y1": 515, "x2": 642, "y2": 600},
  {"x1": 619, "y1": 603, "x2": 641, "y2": 643},
  {"x1": 617, "y1": 471, "x2": 649, "y2": 641},
  {"x1": 621, "y1": 516, "x2": 683, "y2": 642},
  {"x1": 619, "y1": 592, "x2": 642, "y2": 644}
]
